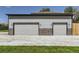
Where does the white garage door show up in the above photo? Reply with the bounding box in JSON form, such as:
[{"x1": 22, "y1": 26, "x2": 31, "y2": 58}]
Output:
[
  {"x1": 53, "y1": 23, "x2": 67, "y2": 35},
  {"x1": 14, "y1": 23, "x2": 39, "y2": 35}
]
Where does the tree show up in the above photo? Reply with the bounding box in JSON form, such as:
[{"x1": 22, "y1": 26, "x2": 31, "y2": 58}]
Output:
[
  {"x1": 64, "y1": 6, "x2": 79, "y2": 22},
  {"x1": 64, "y1": 6, "x2": 77, "y2": 13},
  {"x1": 40, "y1": 8, "x2": 51, "y2": 12},
  {"x1": 0, "y1": 23, "x2": 8, "y2": 30},
  {"x1": 75, "y1": 11, "x2": 79, "y2": 22}
]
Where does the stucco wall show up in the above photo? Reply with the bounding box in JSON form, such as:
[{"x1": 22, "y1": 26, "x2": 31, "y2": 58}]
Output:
[
  {"x1": 9, "y1": 19, "x2": 72, "y2": 28},
  {"x1": 8, "y1": 16, "x2": 72, "y2": 35}
]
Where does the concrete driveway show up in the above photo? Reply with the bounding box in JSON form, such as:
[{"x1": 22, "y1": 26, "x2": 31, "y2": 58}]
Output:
[{"x1": 0, "y1": 32, "x2": 8, "y2": 35}]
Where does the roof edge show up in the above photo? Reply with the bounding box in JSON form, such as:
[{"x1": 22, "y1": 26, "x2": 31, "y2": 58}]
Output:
[{"x1": 6, "y1": 13, "x2": 73, "y2": 16}]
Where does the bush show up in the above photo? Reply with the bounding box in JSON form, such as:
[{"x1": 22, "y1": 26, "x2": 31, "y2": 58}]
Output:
[{"x1": 0, "y1": 24, "x2": 8, "y2": 30}]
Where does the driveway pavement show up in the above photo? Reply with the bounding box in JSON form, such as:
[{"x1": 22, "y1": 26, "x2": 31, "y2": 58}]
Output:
[{"x1": 0, "y1": 32, "x2": 8, "y2": 35}]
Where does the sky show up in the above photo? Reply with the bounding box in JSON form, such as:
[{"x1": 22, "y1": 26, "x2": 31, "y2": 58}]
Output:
[{"x1": 0, "y1": 6, "x2": 79, "y2": 23}]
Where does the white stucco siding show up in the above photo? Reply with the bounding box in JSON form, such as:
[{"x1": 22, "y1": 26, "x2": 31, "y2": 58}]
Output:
[{"x1": 9, "y1": 19, "x2": 72, "y2": 29}]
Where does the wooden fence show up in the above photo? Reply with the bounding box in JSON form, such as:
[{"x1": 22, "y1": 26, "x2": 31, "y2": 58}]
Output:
[{"x1": 72, "y1": 23, "x2": 79, "y2": 35}]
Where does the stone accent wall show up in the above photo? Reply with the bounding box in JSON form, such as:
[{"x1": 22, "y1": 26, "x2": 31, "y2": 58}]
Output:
[
  {"x1": 9, "y1": 29, "x2": 13, "y2": 35},
  {"x1": 67, "y1": 28, "x2": 72, "y2": 35},
  {"x1": 39, "y1": 28, "x2": 52, "y2": 35}
]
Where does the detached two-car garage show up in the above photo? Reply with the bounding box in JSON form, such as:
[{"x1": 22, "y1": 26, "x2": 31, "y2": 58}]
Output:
[
  {"x1": 13, "y1": 23, "x2": 39, "y2": 35},
  {"x1": 8, "y1": 13, "x2": 72, "y2": 35}
]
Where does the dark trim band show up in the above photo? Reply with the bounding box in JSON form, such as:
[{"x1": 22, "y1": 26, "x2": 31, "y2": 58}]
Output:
[{"x1": 6, "y1": 13, "x2": 73, "y2": 16}]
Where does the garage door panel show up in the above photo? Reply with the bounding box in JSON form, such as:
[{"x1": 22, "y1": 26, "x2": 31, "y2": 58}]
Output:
[
  {"x1": 14, "y1": 24, "x2": 39, "y2": 35},
  {"x1": 53, "y1": 23, "x2": 67, "y2": 35}
]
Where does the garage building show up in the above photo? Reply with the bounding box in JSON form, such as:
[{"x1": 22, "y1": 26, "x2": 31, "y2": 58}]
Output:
[{"x1": 7, "y1": 12, "x2": 73, "y2": 35}]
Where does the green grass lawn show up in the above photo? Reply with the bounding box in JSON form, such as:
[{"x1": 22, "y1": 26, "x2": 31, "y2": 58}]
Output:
[
  {"x1": 0, "y1": 46, "x2": 79, "y2": 53},
  {"x1": 0, "y1": 30, "x2": 8, "y2": 32}
]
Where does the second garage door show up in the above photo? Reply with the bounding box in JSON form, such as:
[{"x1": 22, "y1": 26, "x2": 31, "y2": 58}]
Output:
[
  {"x1": 13, "y1": 23, "x2": 39, "y2": 35},
  {"x1": 53, "y1": 23, "x2": 67, "y2": 35}
]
